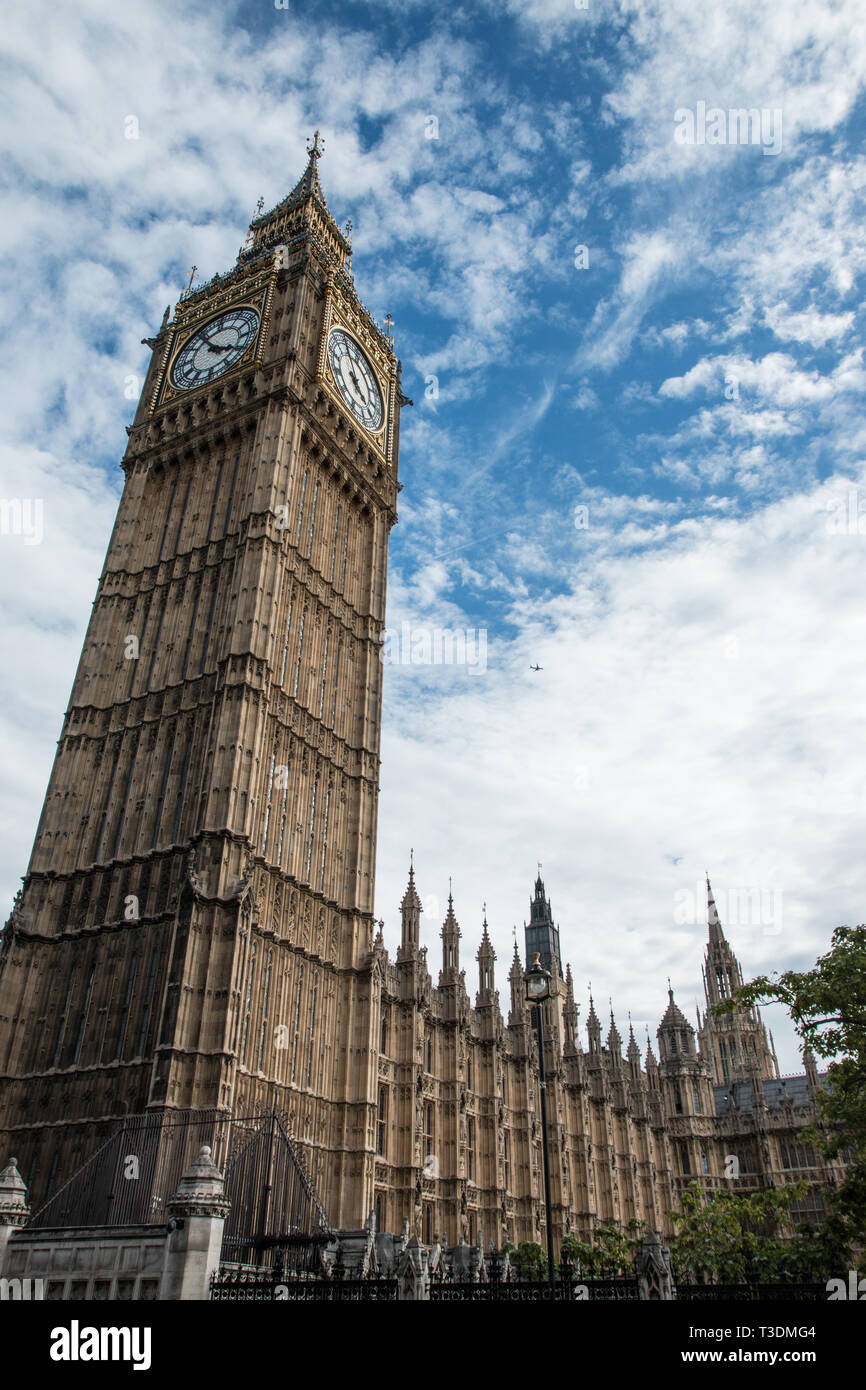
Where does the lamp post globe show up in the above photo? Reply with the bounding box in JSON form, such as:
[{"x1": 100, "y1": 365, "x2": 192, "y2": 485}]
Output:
[{"x1": 525, "y1": 952, "x2": 551, "y2": 1003}]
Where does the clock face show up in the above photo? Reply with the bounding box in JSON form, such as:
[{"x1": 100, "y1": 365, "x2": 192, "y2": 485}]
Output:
[
  {"x1": 327, "y1": 329, "x2": 384, "y2": 431},
  {"x1": 170, "y1": 306, "x2": 260, "y2": 391}
]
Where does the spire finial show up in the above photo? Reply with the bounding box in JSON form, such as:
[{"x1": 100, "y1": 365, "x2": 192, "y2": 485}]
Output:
[
  {"x1": 244, "y1": 198, "x2": 265, "y2": 249},
  {"x1": 307, "y1": 128, "x2": 324, "y2": 159},
  {"x1": 180, "y1": 265, "x2": 199, "y2": 300}
]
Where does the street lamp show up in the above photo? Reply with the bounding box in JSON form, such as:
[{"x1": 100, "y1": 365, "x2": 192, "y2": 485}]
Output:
[{"x1": 525, "y1": 952, "x2": 555, "y2": 1292}]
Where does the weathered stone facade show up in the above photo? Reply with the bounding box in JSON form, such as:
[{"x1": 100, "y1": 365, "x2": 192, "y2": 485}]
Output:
[
  {"x1": 370, "y1": 868, "x2": 845, "y2": 1248},
  {"x1": 0, "y1": 145, "x2": 843, "y2": 1252}
]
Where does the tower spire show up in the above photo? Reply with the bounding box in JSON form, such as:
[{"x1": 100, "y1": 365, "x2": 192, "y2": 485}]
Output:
[
  {"x1": 706, "y1": 873, "x2": 726, "y2": 946},
  {"x1": 524, "y1": 867, "x2": 561, "y2": 977},
  {"x1": 399, "y1": 852, "x2": 422, "y2": 957},
  {"x1": 242, "y1": 130, "x2": 351, "y2": 270},
  {"x1": 476, "y1": 904, "x2": 496, "y2": 1003},
  {"x1": 440, "y1": 882, "x2": 462, "y2": 979},
  {"x1": 508, "y1": 935, "x2": 525, "y2": 1023},
  {"x1": 586, "y1": 987, "x2": 602, "y2": 1054},
  {"x1": 627, "y1": 1014, "x2": 642, "y2": 1070}
]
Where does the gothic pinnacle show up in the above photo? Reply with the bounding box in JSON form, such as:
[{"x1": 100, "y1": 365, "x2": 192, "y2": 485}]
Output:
[{"x1": 706, "y1": 872, "x2": 726, "y2": 945}]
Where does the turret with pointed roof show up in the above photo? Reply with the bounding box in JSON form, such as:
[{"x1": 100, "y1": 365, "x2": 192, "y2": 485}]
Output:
[
  {"x1": 586, "y1": 991, "x2": 602, "y2": 1056},
  {"x1": 563, "y1": 964, "x2": 580, "y2": 1054},
  {"x1": 398, "y1": 852, "x2": 422, "y2": 959},
  {"x1": 657, "y1": 985, "x2": 697, "y2": 1065},
  {"x1": 524, "y1": 870, "x2": 562, "y2": 978},
  {"x1": 607, "y1": 1007, "x2": 623, "y2": 1067},
  {"x1": 508, "y1": 940, "x2": 525, "y2": 1025},
  {"x1": 241, "y1": 130, "x2": 353, "y2": 274},
  {"x1": 476, "y1": 907, "x2": 496, "y2": 1006},
  {"x1": 627, "y1": 1019, "x2": 642, "y2": 1077},
  {"x1": 440, "y1": 882, "x2": 461, "y2": 983},
  {"x1": 645, "y1": 1030, "x2": 659, "y2": 1088},
  {"x1": 697, "y1": 873, "x2": 779, "y2": 1086}
]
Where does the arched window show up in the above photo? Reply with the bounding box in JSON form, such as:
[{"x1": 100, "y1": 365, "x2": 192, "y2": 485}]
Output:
[
  {"x1": 380, "y1": 1014, "x2": 388, "y2": 1056},
  {"x1": 377, "y1": 1087, "x2": 387, "y2": 1157},
  {"x1": 426, "y1": 1035, "x2": 433, "y2": 1072},
  {"x1": 240, "y1": 943, "x2": 256, "y2": 1068},
  {"x1": 424, "y1": 1102, "x2": 434, "y2": 1159}
]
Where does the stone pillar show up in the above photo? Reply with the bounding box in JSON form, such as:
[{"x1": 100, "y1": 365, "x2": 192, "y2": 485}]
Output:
[
  {"x1": 0, "y1": 1157, "x2": 30, "y2": 1274},
  {"x1": 396, "y1": 1235, "x2": 431, "y2": 1301},
  {"x1": 159, "y1": 1145, "x2": 231, "y2": 1301},
  {"x1": 636, "y1": 1230, "x2": 674, "y2": 1300}
]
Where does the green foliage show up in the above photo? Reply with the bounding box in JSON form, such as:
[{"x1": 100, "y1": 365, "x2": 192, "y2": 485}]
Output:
[
  {"x1": 669, "y1": 1182, "x2": 842, "y2": 1283},
  {"x1": 716, "y1": 922, "x2": 866, "y2": 1244},
  {"x1": 506, "y1": 1240, "x2": 548, "y2": 1280},
  {"x1": 559, "y1": 1220, "x2": 644, "y2": 1277}
]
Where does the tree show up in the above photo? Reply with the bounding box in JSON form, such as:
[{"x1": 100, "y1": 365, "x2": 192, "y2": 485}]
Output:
[
  {"x1": 669, "y1": 1181, "x2": 822, "y2": 1284},
  {"x1": 558, "y1": 1220, "x2": 643, "y2": 1277},
  {"x1": 503, "y1": 1240, "x2": 547, "y2": 1281},
  {"x1": 717, "y1": 922, "x2": 866, "y2": 1247}
]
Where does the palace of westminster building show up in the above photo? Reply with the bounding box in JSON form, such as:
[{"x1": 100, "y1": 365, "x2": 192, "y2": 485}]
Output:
[{"x1": 0, "y1": 139, "x2": 846, "y2": 1255}]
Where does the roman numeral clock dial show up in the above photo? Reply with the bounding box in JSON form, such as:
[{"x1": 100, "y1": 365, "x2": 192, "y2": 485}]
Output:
[
  {"x1": 327, "y1": 328, "x2": 384, "y2": 432},
  {"x1": 169, "y1": 306, "x2": 260, "y2": 390}
]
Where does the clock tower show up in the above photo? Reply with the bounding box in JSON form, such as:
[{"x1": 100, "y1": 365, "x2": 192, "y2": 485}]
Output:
[{"x1": 0, "y1": 134, "x2": 407, "y2": 1225}]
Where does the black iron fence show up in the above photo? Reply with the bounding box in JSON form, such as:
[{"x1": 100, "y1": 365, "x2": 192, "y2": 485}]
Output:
[
  {"x1": 211, "y1": 1266, "x2": 398, "y2": 1301},
  {"x1": 676, "y1": 1282, "x2": 828, "y2": 1301},
  {"x1": 209, "y1": 1260, "x2": 832, "y2": 1302},
  {"x1": 429, "y1": 1269, "x2": 639, "y2": 1301},
  {"x1": 27, "y1": 1108, "x2": 331, "y2": 1267}
]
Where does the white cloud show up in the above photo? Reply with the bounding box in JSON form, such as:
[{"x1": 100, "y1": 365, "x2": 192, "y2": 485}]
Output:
[{"x1": 379, "y1": 469, "x2": 866, "y2": 1070}]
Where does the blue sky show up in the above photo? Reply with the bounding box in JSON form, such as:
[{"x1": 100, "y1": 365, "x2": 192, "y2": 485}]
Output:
[{"x1": 2, "y1": 0, "x2": 866, "y2": 1070}]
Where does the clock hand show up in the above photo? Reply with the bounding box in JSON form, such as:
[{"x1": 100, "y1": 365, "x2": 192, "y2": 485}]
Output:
[{"x1": 348, "y1": 368, "x2": 368, "y2": 400}]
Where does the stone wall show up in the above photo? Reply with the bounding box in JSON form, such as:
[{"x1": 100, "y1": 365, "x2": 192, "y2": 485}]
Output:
[
  {"x1": 0, "y1": 1145, "x2": 229, "y2": 1301},
  {"x1": 3, "y1": 1223, "x2": 167, "y2": 1300}
]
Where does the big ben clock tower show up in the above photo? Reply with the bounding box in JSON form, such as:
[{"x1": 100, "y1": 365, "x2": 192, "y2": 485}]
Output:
[{"x1": 0, "y1": 134, "x2": 407, "y2": 1226}]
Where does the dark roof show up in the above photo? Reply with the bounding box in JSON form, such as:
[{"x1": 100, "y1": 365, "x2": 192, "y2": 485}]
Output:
[{"x1": 713, "y1": 1072, "x2": 827, "y2": 1116}]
